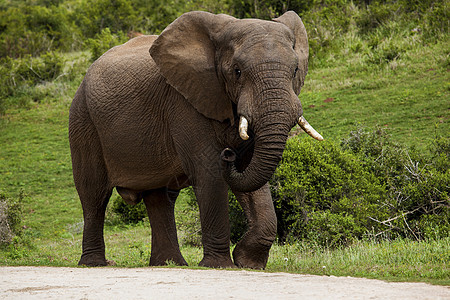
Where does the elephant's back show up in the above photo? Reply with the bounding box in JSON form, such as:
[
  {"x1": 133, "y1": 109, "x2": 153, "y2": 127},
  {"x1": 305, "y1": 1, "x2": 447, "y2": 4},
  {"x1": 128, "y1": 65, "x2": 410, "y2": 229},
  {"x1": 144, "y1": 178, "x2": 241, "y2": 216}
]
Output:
[
  {"x1": 80, "y1": 32, "x2": 175, "y2": 134},
  {"x1": 82, "y1": 35, "x2": 165, "y2": 119},
  {"x1": 85, "y1": 35, "x2": 159, "y2": 96},
  {"x1": 96, "y1": 35, "x2": 158, "y2": 62}
]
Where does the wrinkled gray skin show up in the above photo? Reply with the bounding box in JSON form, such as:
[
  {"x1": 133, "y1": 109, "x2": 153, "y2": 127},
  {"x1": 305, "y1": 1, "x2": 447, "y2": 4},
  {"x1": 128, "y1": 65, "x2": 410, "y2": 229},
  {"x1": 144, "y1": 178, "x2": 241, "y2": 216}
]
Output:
[{"x1": 69, "y1": 11, "x2": 314, "y2": 269}]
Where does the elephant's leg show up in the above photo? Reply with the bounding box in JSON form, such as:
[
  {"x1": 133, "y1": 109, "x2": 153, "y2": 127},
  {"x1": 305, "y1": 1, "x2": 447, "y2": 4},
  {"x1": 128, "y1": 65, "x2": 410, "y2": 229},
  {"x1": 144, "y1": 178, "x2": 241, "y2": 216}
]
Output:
[
  {"x1": 78, "y1": 188, "x2": 112, "y2": 267},
  {"x1": 170, "y1": 114, "x2": 234, "y2": 268},
  {"x1": 71, "y1": 134, "x2": 113, "y2": 267},
  {"x1": 143, "y1": 188, "x2": 187, "y2": 266},
  {"x1": 232, "y1": 183, "x2": 277, "y2": 269},
  {"x1": 194, "y1": 181, "x2": 235, "y2": 268}
]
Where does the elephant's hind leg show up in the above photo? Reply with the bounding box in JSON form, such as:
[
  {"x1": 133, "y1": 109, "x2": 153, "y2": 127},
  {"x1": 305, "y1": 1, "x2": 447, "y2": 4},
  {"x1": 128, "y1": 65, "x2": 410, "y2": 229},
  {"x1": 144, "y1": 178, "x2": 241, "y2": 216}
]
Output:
[
  {"x1": 70, "y1": 102, "x2": 113, "y2": 267},
  {"x1": 78, "y1": 186, "x2": 112, "y2": 267},
  {"x1": 72, "y1": 144, "x2": 113, "y2": 266},
  {"x1": 143, "y1": 188, "x2": 187, "y2": 266},
  {"x1": 72, "y1": 158, "x2": 113, "y2": 266}
]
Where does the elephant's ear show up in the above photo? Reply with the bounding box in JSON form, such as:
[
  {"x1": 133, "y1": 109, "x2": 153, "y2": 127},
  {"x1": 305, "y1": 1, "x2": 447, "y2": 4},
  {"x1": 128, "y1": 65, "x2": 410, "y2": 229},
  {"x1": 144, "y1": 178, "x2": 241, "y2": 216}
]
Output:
[
  {"x1": 273, "y1": 11, "x2": 309, "y2": 95},
  {"x1": 150, "y1": 11, "x2": 236, "y2": 122}
]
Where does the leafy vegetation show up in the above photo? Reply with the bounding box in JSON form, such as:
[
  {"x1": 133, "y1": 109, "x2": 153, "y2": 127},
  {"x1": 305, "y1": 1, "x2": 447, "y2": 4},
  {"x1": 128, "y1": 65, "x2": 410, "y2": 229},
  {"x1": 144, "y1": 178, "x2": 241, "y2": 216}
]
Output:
[
  {"x1": 0, "y1": 0, "x2": 448, "y2": 284},
  {"x1": 0, "y1": 191, "x2": 24, "y2": 245},
  {"x1": 109, "y1": 195, "x2": 147, "y2": 225},
  {"x1": 271, "y1": 128, "x2": 449, "y2": 247}
]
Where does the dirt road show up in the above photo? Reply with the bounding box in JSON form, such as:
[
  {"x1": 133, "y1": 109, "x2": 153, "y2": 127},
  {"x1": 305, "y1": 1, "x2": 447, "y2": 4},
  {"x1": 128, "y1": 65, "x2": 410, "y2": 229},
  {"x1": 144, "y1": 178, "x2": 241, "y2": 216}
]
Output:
[{"x1": 1, "y1": 266, "x2": 448, "y2": 299}]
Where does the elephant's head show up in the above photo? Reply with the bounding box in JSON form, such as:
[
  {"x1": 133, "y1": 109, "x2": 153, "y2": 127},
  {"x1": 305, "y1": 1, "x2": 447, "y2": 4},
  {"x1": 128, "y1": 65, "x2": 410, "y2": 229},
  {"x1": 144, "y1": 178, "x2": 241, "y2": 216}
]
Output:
[{"x1": 150, "y1": 11, "x2": 322, "y2": 192}]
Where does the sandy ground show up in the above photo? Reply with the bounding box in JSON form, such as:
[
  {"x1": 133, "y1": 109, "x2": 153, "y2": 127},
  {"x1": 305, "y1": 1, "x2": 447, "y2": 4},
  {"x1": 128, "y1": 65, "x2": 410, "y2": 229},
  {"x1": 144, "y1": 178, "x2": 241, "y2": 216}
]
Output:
[{"x1": 0, "y1": 266, "x2": 449, "y2": 299}]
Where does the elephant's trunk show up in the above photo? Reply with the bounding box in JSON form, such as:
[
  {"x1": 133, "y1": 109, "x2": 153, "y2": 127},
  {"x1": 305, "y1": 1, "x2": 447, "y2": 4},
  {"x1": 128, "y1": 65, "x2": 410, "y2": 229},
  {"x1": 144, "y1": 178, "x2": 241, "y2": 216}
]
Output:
[{"x1": 222, "y1": 112, "x2": 291, "y2": 192}]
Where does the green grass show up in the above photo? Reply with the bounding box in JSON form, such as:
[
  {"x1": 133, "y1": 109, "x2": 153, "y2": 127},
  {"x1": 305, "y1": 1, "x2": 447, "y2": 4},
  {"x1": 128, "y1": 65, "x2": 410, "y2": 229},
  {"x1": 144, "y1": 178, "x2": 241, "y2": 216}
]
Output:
[
  {"x1": 0, "y1": 88, "x2": 78, "y2": 238},
  {"x1": 268, "y1": 238, "x2": 450, "y2": 285}
]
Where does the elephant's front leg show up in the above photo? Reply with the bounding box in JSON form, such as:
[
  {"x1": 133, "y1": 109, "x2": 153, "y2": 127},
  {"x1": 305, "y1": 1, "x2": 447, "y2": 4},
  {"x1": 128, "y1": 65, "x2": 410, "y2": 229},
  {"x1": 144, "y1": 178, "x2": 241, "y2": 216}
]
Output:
[
  {"x1": 143, "y1": 188, "x2": 187, "y2": 266},
  {"x1": 194, "y1": 179, "x2": 235, "y2": 268},
  {"x1": 232, "y1": 183, "x2": 277, "y2": 269}
]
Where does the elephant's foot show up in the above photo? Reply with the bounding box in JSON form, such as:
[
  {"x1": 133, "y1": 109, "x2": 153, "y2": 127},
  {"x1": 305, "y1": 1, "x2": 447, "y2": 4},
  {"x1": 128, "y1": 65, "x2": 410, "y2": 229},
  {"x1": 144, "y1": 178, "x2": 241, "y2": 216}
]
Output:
[
  {"x1": 149, "y1": 253, "x2": 188, "y2": 266},
  {"x1": 78, "y1": 252, "x2": 108, "y2": 267},
  {"x1": 232, "y1": 237, "x2": 273, "y2": 269},
  {"x1": 199, "y1": 254, "x2": 235, "y2": 268}
]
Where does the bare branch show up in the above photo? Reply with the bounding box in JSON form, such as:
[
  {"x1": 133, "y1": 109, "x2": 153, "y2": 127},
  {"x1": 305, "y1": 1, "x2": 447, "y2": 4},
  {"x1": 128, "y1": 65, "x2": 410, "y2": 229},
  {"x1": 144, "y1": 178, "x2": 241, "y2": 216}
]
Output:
[{"x1": 403, "y1": 213, "x2": 419, "y2": 241}]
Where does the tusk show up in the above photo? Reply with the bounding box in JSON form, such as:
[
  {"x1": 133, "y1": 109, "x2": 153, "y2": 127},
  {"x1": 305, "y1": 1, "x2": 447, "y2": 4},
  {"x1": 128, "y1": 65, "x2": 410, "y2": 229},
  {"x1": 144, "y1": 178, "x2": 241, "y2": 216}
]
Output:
[
  {"x1": 298, "y1": 116, "x2": 324, "y2": 141},
  {"x1": 239, "y1": 116, "x2": 250, "y2": 140}
]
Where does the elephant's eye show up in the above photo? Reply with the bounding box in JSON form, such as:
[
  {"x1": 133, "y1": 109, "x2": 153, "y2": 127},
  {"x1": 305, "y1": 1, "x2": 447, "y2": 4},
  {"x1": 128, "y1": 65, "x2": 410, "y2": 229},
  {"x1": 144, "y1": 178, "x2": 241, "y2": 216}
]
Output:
[
  {"x1": 293, "y1": 67, "x2": 299, "y2": 78},
  {"x1": 234, "y1": 67, "x2": 241, "y2": 80}
]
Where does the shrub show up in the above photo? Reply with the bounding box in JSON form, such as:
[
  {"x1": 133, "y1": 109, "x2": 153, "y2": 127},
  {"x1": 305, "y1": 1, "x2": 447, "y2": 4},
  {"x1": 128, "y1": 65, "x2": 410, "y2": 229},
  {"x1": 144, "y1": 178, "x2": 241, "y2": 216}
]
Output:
[
  {"x1": 0, "y1": 191, "x2": 33, "y2": 259},
  {"x1": 228, "y1": 191, "x2": 247, "y2": 244},
  {"x1": 342, "y1": 127, "x2": 449, "y2": 240},
  {"x1": 271, "y1": 137, "x2": 387, "y2": 245},
  {"x1": 354, "y1": 1, "x2": 401, "y2": 35},
  {"x1": 169, "y1": 128, "x2": 449, "y2": 246},
  {"x1": 305, "y1": 210, "x2": 360, "y2": 247},
  {"x1": 86, "y1": 28, "x2": 128, "y2": 62},
  {"x1": 0, "y1": 191, "x2": 24, "y2": 245},
  {"x1": 340, "y1": 126, "x2": 408, "y2": 181},
  {"x1": 430, "y1": 136, "x2": 450, "y2": 173},
  {"x1": 0, "y1": 4, "x2": 76, "y2": 58},
  {"x1": 0, "y1": 51, "x2": 65, "y2": 111},
  {"x1": 301, "y1": 1, "x2": 353, "y2": 65},
  {"x1": 75, "y1": 0, "x2": 140, "y2": 39},
  {"x1": 110, "y1": 195, "x2": 147, "y2": 224},
  {"x1": 272, "y1": 127, "x2": 449, "y2": 246},
  {"x1": 1, "y1": 52, "x2": 64, "y2": 86},
  {"x1": 0, "y1": 201, "x2": 14, "y2": 244},
  {"x1": 421, "y1": 1, "x2": 449, "y2": 41},
  {"x1": 134, "y1": 0, "x2": 187, "y2": 34},
  {"x1": 176, "y1": 189, "x2": 202, "y2": 247}
]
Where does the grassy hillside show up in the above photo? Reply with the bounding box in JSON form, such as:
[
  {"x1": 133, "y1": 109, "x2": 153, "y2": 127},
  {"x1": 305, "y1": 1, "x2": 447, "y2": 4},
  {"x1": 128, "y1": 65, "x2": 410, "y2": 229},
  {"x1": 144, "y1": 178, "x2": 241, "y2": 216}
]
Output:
[
  {"x1": 0, "y1": 0, "x2": 448, "y2": 284},
  {"x1": 302, "y1": 40, "x2": 448, "y2": 148}
]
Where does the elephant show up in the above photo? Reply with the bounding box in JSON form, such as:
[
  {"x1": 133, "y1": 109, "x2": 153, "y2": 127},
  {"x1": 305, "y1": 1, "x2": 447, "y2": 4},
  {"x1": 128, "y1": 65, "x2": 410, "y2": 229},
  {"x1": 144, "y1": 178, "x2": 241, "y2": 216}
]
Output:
[{"x1": 69, "y1": 10, "x2": 322, "y2": 269}]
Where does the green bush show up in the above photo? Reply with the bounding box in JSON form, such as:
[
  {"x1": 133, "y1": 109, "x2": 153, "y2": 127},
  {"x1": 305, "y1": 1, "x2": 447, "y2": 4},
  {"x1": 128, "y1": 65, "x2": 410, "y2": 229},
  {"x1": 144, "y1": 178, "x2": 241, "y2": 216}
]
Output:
[
  {"x1": 342, "y1": 127, "x2": 449, "y2": 240},
  {"x1": 305, "y1": 210, "x2": 360, "y2": 247},
  {"x1": 229, "y1": 0, "x2": 307, "y2": 19},
  {"x1": 134, "y1": 0, "x2": 187, "y2": 34},
  {"x1": 0, "y1": 51, "x2": 65, "y2": 111},
  {"x1": 1, "y1": 51, "x2": 64, "y2": 86},
  {"x1": 0, "y1": 0, "x2": 446, "y2": 70},
  {"x1": 176, "y1": 189, "x2": 202, "y2": 247},
  {"x1": 0, "y1": 191, "x2": 24, "y2": 245},
  {"x1": 271, "y1": 137, "x2": 386, "y2": 245},
  {"x1": 75, "y1": 0, "x2": 140, "y2": 38},
  {"x1": 228, "y1": 191, "x2": 247, "y2": 244},
  {"x1": 110, "y1": 196, "x2": 147, "y2": 224},
  {"x1": 366, "y1": 37, "x2": 406, "y2": 65},
  {"x1": 340, "y1": 126, "x2": 408, "y2": 181},
  {"x1": 422, "y1": 1, "x2": 449, "y2": 41},
  {"x1": 271, "y1": 128, "x2": 449, "y2": 246},
  {"x1": 301, "y1": 1, "x2": 352, "y2": 65},
  {"x1": 86, "y1": 28, "x2": 128, "y2": 62},
  {"x1": 430, "y1": 136, "x2": 450, "y2": 173},
  {"x1": 355, "y1": 1, "x2": 401, "y2": 35},
  {"x1": 0, "y1": 191, "x2": 34, "y2": 259},
  {"x1": 0, "y1": 4, "x2": 76, "y2": 58}
]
